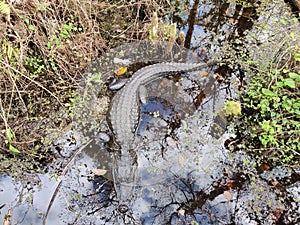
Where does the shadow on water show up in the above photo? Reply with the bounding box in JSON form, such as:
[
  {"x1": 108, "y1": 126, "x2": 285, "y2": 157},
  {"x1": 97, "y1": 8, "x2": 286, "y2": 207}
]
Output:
[{"x1": 1, "y1": 1, "x2": 300, "y2": 225}]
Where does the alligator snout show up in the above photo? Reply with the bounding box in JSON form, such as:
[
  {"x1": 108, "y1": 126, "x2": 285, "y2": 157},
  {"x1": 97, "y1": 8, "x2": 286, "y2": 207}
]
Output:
[{"x1": 118, "y1": 204, "x2": 129, "y2": 213}]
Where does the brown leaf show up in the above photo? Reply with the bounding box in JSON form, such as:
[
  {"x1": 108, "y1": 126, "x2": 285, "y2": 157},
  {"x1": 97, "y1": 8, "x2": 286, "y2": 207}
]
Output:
[
  {"x1": 198, "y1": 70, "x2": 208, "y2": 76},
  {"x1": 223, "y1": 191, "x2": 232, "y2": 201},
  {"x1": 229, "y1": 18, "x2": 235, "y2": 23},
  {"x1": 271, "y1": 205, "x2": 284, "y2": 222},
  {"x1": 195, "y1": 90, "x2": 206, "y2": 108},
  {"x1": 214, "y1": 73, "x2": 224, "y2": 83},
  {"x1": 4, "y1": 209, "x2": 11, "y2": 225}
]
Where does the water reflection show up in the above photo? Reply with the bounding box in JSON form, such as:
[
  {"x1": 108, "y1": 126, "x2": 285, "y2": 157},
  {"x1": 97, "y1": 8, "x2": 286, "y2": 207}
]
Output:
[{"x1": 1, "y1": 0, "x2": 299, "y2": 224}]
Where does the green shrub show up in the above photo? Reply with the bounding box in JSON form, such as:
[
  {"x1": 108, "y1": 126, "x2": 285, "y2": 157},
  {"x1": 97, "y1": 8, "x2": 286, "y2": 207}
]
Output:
[{"x1": 239, "y1": 50, "x2": 300, "y2": 166}]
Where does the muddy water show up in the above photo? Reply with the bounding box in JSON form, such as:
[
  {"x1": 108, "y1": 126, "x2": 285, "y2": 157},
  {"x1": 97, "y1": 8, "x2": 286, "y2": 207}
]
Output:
[{"x1": 1, "y1": 1, "x2": 300, "y2": 225}]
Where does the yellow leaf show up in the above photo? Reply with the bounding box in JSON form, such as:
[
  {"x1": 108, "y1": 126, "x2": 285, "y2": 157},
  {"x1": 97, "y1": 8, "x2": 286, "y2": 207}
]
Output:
[
  {"x1": 178, "y1": 209, "x2": 185, "y2": 216},
  {"x1": 114, "y1": 67, "x2": 127, "y2": 76},
  {"x1": 7, "y1": 44, "x2": 12, "y2": 59},
  {"x1": 224, "y1": 100, "x2": 241, "y2": 117},
  {"x1": 149, "y1": 12, "x2": 159, "y2": 41},
  {"x1": 165, "y1": 23, "x2": 177, "y2": 40},
  {"x1": 92, "y1": 168, "x2": 107, "y2": 176},
  {"x1": 0, "y1": 1, "x2": 10, "y2": 15}
]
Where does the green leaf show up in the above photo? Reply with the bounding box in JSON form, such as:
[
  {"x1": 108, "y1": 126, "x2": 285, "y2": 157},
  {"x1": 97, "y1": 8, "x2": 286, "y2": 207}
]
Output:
[
  {"x1": 6, "y1": 128, "x2": 14, "y2": 141},
  {"x1": 261, "y1": 120, "x2": 271, "y2": 132},
  {"x1": 29, "y1": 25, "x2": 35, "y2": 31},
  {"x1": 64, "y1": 23, "x2": 73, "y2": 31},
  {"x1": 262, "y1": 88, "x2": 275, "y2": 96},
  {"x1": 55, "y1": 38, "x2": 60, "y2": 45},
  {"x1": 88, "y1": 72, "x2": 102, "y2": 83},
  {"x1": 47, "y1": 41, "x2": 52, "y2": 49},
  {"x1": 279, "y1": 19, "x2": 286, "y2": 25},
  {"x1": 8, "y1": 143, "x2": 20, "y2": 153},
  {"x1": 284, "y1": 78, "x2": 296, "y2": 88},
  {"x1": 289, "y1": 72, "x2": 300, "y2": 81},
  {"x1": 294, "y1": 53, "x2": 300, "y2": 61},
  {"x1": 276, "y1": 81, "x2": 284, "y2": 88}
]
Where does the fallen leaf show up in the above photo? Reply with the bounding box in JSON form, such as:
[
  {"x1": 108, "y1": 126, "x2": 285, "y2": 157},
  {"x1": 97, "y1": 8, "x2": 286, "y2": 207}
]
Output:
[
  {"x1": 195, "y1": 90, "x2": 206, "y2": 108},
  {"x1": 92, "y1": 168, "x2": 107, "y2": 176},
  {"x1": 178, "y1": 209, "x2": 185, "y2": 216},
  {"x1": 114, "y1": 67, "x2": 127, "y2": 76},
  {"x1": 224, "y1": 191, "x2": 232, "y2": 201},
  {"x1": 261, "y1": 163, "x2": 271, "y2": 171},
  {"x1": 224, "y1": 100, "x2": 241, "y2": 117},
  {"x1": 214, "y1": 73, "x2": 224, "y2": 83},
  {"x1": 4, "y1": 209, "x2": 11, "y2": 225},
  {"x1": 229, "y1": 18, "x2": 235, "y2": 23},
  {"x1": 271, "y1": 205, "x2": 284, "y2": 222},
  {"x1": 198, "y1": 70, "x2": 208, "y2": 76},
  {"x1": 178, "y1": 153, "x2": 185, "y2": 166}
]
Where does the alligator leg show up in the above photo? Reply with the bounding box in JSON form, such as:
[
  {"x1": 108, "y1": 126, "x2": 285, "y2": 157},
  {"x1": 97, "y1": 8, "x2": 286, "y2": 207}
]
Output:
[{"x1": 138, "y1": 85, "x2": 148, "y2": 105}]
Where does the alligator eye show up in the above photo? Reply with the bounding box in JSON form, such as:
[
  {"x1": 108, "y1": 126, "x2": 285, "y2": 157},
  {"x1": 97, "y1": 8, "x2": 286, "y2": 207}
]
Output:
[{"x1": 118, "y1": 204, "x2": 129, "y2": 213}]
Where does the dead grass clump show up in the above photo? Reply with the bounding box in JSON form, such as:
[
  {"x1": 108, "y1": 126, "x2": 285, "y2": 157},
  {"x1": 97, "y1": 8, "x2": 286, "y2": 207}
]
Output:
[{"x1": 0, "y1": 0, "x2": 184, "y2": 174}]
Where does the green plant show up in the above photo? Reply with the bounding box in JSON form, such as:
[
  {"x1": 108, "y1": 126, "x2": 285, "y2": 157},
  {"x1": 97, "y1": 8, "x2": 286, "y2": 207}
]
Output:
[
  {"x1": 25, "y1": 51, "x2": 45, "y2": 78},
  {"x1": 1, "y1": 39, "x2": 18, "y2": 60},
  {"x1": 149, "y1": 12, "x2": 177, "y2": 43},
  {"x1": 224, "y1": 100, "x2": 242, "y2": 117},
  {"x1": 65, "y1": 95, "x2": 80, "y2": 118},
  {"x1": 5, "y1": 128, "x2": 20, "y2": 153},
  {"x1": 240, "y1": 50, "x2": 300, "y2": 165},
  {"x1": 60, "y1": 23, "x2": 74, "y2": 39}
]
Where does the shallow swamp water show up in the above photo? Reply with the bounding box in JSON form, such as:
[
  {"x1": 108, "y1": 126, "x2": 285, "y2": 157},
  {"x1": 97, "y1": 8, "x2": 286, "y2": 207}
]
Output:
[{"x1": 1, "y1": 1, "x2": 300, "y2": 225}]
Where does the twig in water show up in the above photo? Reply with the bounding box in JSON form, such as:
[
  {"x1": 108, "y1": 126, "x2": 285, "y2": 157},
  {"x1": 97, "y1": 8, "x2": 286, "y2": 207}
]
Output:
[{"x1": 42, "y1": 139, "x2": 92, "y2": 225}]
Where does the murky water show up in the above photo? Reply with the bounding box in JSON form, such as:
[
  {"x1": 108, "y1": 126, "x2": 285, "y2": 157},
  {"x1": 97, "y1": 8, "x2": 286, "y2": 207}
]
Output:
[{"x1": 1, "y1": 1, "x2": 300, "y2": 225}]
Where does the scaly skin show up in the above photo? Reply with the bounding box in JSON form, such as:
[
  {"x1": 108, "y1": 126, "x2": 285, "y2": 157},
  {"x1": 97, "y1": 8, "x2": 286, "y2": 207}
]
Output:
[{"x1": 108, "y1": 61, "x2": 216, "y2": 214}]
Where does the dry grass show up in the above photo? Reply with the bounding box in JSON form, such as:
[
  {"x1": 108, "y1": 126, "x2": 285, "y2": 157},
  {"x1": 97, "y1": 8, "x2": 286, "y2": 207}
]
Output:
[{"x1": 0, "y1": 0, "x2": 182, "y2": 173}]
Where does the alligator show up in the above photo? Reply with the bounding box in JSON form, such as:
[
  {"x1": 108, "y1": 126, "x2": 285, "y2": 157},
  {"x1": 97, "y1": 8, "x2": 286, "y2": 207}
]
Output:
[{"x1": 108, "y1": 61, "x2": 216, "y2": 215}]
